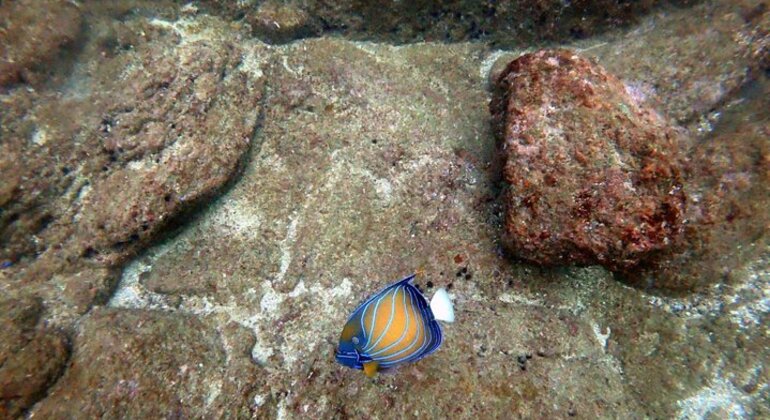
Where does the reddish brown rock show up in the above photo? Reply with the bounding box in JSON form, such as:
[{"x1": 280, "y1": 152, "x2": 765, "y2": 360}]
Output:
[
  {"x1": 626, "y1": 80, "x2": 770, "y2": 290},
  {"x1": 0, "y1": 0, "x2": 82, "y2": 86},
  {"x1": 490, "y1": 49, "x2": 686, "y2": 272}
]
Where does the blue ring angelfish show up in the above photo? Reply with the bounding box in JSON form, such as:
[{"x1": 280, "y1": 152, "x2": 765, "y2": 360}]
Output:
[{"x1": 335, "y1": 274, "x2": 453, "y2": 377}]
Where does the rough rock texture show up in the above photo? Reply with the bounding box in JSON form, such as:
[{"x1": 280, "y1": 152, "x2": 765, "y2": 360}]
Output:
[
  {"x1": 588, "y1": 0, "x2": 770, "y2": 125},
  {"x1": 200, "y1": 0, "x2": 696, "y2": 46},
  {"x1": 29, "y1": 308, "x2": 260, "y2": 418},
  {"x1": 491, "y1": 49, "x2": 686, "y2": 272},
  {"x1": 248, "y1": 1, "x2": 313, "y2": 44},
  {"x1": 0, "y1": 0, "x2": 83, "y2": 87},
  {"x1": 0, "y1": 0, "x2": 767, "y2": 418},
  {"x1": 626, "y1": 78, "x2": 770, "y2": 290},
  {"x1": 0, "y1": 297, "x2": 69, "y2": 418},
  {"x1": 0, "y1": 15, "x2": 266, "y2": 324}
]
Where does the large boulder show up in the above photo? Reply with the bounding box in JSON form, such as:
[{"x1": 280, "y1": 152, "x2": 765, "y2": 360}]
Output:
[{"x1": 490, "y1": 49, "x2": 686, "y2": 272}]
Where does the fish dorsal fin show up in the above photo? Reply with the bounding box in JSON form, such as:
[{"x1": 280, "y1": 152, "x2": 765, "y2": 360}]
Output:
[
  {"x1": 430, "y1": 288, "x2": 455, "y2": 323},
  {"x1": 350, "y1": 274, "x2": 417, "y2": 317}
]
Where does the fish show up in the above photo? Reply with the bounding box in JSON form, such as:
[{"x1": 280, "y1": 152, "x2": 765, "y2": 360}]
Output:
[{"x1": 335, "y1": 274, "x2": 455, "y2": 378}]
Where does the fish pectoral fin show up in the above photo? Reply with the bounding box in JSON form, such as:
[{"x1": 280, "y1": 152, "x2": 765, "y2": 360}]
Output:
[{"x1": 363, "y1": 361, "x2": 379, "y2": 378}]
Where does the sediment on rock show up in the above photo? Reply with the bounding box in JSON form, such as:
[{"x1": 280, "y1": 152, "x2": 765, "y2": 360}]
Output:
[{"x1": 28, "y1": 309, "x2": 261, "y2": 418}]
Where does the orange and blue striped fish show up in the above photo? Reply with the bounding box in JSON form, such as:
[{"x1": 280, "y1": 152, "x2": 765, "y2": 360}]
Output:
[{"x1": 335, "y1": 274, "x2": 454, "y2": 377}]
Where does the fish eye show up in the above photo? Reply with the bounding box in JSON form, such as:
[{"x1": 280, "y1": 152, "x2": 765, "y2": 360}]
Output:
[{"x1": 352, "y1": 337, "x2": 359, "y2": 345}]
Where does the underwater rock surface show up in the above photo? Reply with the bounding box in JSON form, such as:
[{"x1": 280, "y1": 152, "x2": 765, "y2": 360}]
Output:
[
  {"x1": 29, "y1": 308, "x2": 259, "y2": 418},
  {"x1": 627, "y1": 81, "x2": 770, "y2": 290},
  {"x1": 0, "y1": 0, "x2": 768, "y2": 418},
  {"x1": 200, "y1": 0, "x2": 698, "y2": 46},
  {"x1": 0, "y1": 297, "x2": 69, "y2": 418},
  {"x1": 0, "y1": 0, "x2": 82, "y2": 87},
  {"x1": 0, "y1": 14, "x2": 265, "y2": 325},
  {"x1": 491, "y1": 49, "x2": 686, "y2": 272}
]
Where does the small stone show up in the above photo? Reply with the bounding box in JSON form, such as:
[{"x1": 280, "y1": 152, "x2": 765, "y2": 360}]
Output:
[{"x1": 249, "y1": 1, "x2": 314, "y2": 44}]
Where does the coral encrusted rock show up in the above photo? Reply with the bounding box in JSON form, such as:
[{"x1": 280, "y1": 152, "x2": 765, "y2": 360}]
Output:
[{"x1": 490, "y1": 49, "x2": 686, "y2": 272}]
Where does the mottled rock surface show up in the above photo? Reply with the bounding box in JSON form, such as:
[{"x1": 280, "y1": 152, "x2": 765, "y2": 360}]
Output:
[
  {"x1": 491, "y1": 49, "x2": 686, "y2": 272},
  {"x1": 627, "y1": 78, "x2": 770, "y2": 290},
  {"x1": 0, "y1": 297, "x2": 69, "y2": 418},
  {"x1": 29, "y1": 308, "x2": 260, "y2": 418},
  {"x1": 588, "y1": 0, "x2": 770, "y2": 125},
  {"x1": 110, "y1": 38, "x2": 646, "y2": 418},
  {"x1": 0, "y1": 0, "x2": 767, "y2": 418},
  {"x1": 0, "y1": 14, "x2": 266, "y2": 324},
  {"x1": 0, "y1": 0, "x2": 83, "y2": 87}
]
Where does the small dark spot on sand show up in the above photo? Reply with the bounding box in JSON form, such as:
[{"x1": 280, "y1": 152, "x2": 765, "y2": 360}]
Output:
[
  {"x1": 426, "y1": 281, "x2": 433, "y2": 288},
  {"x1": 516, "y1": 355, "x2": 527, "y2": 372},
  {"x1": 82, "y1": 247, "x2": 97, "y2": 258},
  {"x1": 464, "y1": 273, "x2": 472, "y2": 280}
]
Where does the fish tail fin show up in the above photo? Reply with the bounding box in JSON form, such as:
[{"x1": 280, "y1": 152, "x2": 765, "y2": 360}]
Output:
[
  {"x1": 363, "y1": 361, "x2": 379, "y2": 378},
  {"x1": 430, "y1": 288, "x2": 455, "y2": 323}
]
